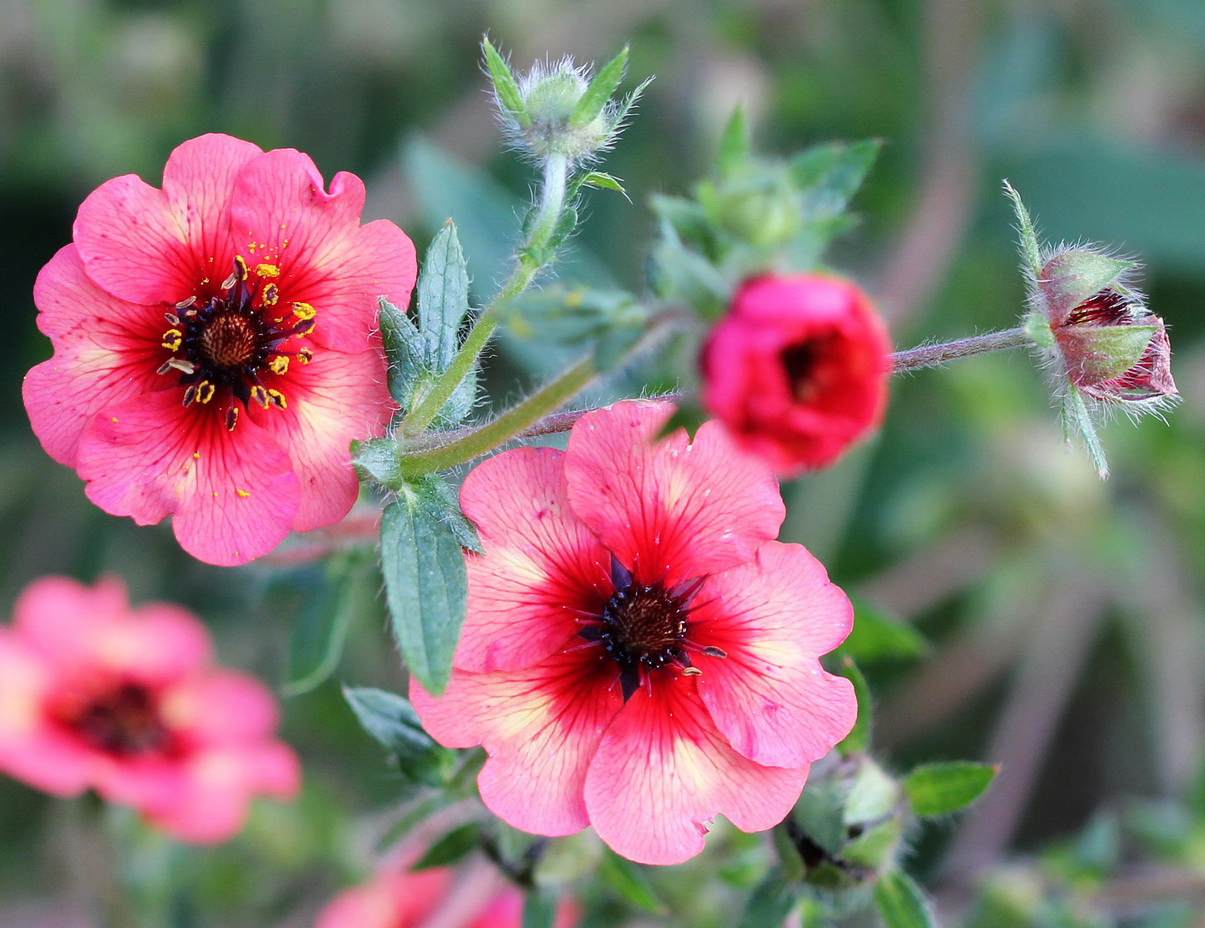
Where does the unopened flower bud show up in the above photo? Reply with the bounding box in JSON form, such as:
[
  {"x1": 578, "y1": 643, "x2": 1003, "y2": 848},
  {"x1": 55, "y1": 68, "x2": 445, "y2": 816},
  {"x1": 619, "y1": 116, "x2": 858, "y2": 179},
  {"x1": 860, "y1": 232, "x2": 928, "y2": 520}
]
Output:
[
  {"x1": 484, "y1": 40, "x2": 646, "y2": 166},
  {"x1": 698, "y1": 163, "x2": 800, "y2": 247}
]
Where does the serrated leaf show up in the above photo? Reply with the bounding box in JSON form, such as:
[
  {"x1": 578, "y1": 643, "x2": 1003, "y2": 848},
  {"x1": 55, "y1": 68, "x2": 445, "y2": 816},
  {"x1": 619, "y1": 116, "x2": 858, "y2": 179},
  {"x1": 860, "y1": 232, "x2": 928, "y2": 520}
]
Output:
[
  {"x1": 570, "y1": 46, "x2": 628, "y2": 129},
  {"x1": 522, "y1": 890, "x2": 557, "y2": 928},
  {"x1": 599, "y1": 851, "x2": 667, "y2": 914},
  {"x1": 285, "y1": 555, "x2": 375, "y2": 696},
  {"x1": 873, "y1": 871, "x2": 937, "y2": 928},
  {"x1": 411, "y1": 474, "x2": 484, "y2": 555},
  {"x1": 417, "y1": 222, "x2": 471, "y2": 368},
  {"x1": 836, "y1": 658, "x2": 871, "y2": 755},
  {"x1": 482, "y1": 37, "x2": 528, "y2": 127},
  {"x1": 904, "y1": 762, "x2": 998, "y2": 818},
  {"x1": 789, "y1": 138, "x2": 881, "y2": 217},
  {"x1": 379, "y1": 297, "x2": 430, "y2": 408},
  {"x1": 736, "y1": 871, "x2": 798, "y2": 928},
  {"x1": 380, "y1": 492, "x2": 468, "y2": 695},
  {"x1": 342, "y1": 686, "x2": 452, "y2": 786},
  {"x1": 413, "y1": 823, "x2": 480, "y2": 870},
  {"x1": 351, "y1": 437, "x2": 405, "y2": 490}
]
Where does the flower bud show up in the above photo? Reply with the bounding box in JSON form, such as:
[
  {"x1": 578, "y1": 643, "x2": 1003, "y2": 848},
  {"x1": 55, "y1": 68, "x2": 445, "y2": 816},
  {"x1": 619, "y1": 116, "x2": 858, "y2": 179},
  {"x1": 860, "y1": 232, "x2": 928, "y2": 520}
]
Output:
[
  {"x1": 1028, "y1": 248, "x2": 1178, "y2": 414},
  {"x1": 697, "y1": 163, "x2": 801, "y2": 248},
  {"x1": 699, "y1": 274, "x2": 892, "y2": 476},
  {"x1": 484, "y1": 40, "x2": 645, "y2": 166}
]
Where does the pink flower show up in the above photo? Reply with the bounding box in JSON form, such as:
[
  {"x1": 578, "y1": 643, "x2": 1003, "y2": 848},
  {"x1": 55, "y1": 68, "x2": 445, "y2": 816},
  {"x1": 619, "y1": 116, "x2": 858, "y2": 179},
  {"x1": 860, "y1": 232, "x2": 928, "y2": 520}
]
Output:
[
  {"x1": 412, "y1": 402, "x2": 857, "y2": 865},
  {"x1": 0, "y1": 576, "x2": 299, "y2": 843},
  {"x1": 699, "y1": 274, "x2": 892, "y2": 476},
  {"x1": 23, "y1": 134, "x2": 416, "y2": 565},
  {"x1": 316, "y1": 866, "x2": 578, "y2": 928}
]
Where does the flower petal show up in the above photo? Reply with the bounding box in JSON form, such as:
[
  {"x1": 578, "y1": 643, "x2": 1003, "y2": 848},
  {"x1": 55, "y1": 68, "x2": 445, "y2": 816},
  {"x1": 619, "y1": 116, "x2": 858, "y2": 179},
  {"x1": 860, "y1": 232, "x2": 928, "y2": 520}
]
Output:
[
  {"x1": 411, "y1": 651, "x2": 624, "y2": 838},
  {"x1": 229, "y1": 150, "x2": 417, "y2": 353},
  {"x1": 247, "y1": 346, "x2": 393, "y2": 533},
  {"x1": 24, "y1": 246, "x2": 166, "y2": 466},
  {"x1": 13, "y1": 577, "x2": 212, "y2": 681},
  {"x1": 691, "y1": 543, "x2": 857, "y2": 767},
  {"x1": 585, "y1": 675, "x2": 808, "y2": 865},
  {"x1": 456, "y1": 446, "x2": 612, "y2": 673},
  {"x1": 564, "y1": 402, "x2": 785, "y2": 586},
  {"x1": 76, "y1": 392, "x2": 300, "y2": 565},
  {"x1": 161, "y1": 670, "x2": 281, "y2": 746}
]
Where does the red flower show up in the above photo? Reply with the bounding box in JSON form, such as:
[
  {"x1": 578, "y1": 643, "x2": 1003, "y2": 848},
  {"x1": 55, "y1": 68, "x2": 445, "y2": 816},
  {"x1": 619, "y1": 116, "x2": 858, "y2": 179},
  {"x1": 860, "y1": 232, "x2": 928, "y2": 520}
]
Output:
[
  {"x1": 316, "y1": 866, "x2": 578, "y2": 928},
  {"x1": 411, "y1": 402, "x2": 856, "y2": 865},
  {"x1": 0, "y1": 576, "x2": 299, "y2": 843},
  {"x1": 699, "y1": 274, "x2": 891, "y2": 476},
  {"x1": 23, "y1": 134, "x2": 416, "y2": 565}
]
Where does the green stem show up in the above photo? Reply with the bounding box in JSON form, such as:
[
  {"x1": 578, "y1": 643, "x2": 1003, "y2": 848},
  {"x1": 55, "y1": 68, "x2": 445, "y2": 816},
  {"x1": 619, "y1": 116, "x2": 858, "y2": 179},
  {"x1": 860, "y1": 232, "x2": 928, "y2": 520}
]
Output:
[
  {"x1": 399, "y1": 355, "x2": 597, "y2": 474},
  {"x1": 890, "y1": 326, "x2": 1030, "y2": 373},
  {"x1": 399, "y1": 154, "x2": 571, "y2": 437}
]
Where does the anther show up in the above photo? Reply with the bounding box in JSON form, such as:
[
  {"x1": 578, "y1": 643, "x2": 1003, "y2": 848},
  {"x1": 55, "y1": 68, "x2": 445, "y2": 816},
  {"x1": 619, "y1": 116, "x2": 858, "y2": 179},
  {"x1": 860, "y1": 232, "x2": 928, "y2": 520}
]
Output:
[
  {"x1": 250, "y1": 385, "x2": 270, "y2": 408},
  {"x1": 195, "y1": 381, "x2": 215, "y2": 404},
  {"x1": 164, "y1": 312, "x2": 180, "y2": 325},
  {"x1": 182, "y1": 385, "x2": 197, "y2": 407},
  {"x1": 291, "y1": 302, "x2": 316, "y2": 321},
  {"x1": 261, "y1": 283, "x2": 279, "y2": 307},
  {"x1": 175, "y1": 295, "x2": 197, "y2": 310},
  {"x1": 297, "y1": 348, "x2": 313, "y2": 364},
  {"x1": 256, "y1": 263, "x2": 280, "y2": 278},
  {"x1": 161, "y1": 329, "x2": 182, "y2": 351},
  {"x1": 225, "y1": 407, "x2": 239, "y2": 431},
  {"x1": 267, "y1": 389, "x2": 287, "y2": 409},
  {"x1": 268, "y1": 356, "x2": 289, "y2": 375}
]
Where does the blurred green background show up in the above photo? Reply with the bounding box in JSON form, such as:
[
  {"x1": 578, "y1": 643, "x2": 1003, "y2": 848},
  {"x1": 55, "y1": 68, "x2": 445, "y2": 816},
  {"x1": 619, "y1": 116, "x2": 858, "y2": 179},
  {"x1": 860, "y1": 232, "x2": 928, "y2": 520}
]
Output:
[{"x1": 1, "y1": 0, "x2": 1203, "y2": 925}]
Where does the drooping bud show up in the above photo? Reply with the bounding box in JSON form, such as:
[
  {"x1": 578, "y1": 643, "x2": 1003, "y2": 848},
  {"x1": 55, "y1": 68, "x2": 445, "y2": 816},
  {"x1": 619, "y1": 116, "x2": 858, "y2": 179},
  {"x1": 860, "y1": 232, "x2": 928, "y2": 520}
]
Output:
[{"x1": 1005, "y1": 182, "x2": 1179, "y2": 478}]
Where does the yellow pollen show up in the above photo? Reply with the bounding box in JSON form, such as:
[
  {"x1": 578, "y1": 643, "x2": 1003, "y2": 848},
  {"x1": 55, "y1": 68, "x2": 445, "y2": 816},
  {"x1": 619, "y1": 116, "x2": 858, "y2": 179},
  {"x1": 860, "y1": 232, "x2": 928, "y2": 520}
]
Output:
[
  {"x1": 291, "y1": 302, "x2": 316, "y2": 321},
  {"x1": 262, "y1": 283, "x2": 279, "y2": 307},
  {"x1": 267, "y1": 389, "x2": 287, "y2": 409},
  {"x1": 236, "y1": 489, "x2": 250, "y2": 498},
  {"x1": 161, "y1": 329, "x2": 182, "y2": 351},
  {"x1": 250, "y1": 385, "x2": 270, "y2": 408},
  {"x1": 192, "y1": 452, "x2": 200, "y2": 459},
  {"x1": 256, "y1": 263, "x2": 280, "y2": 278},
  {"x1": 196, "y1": 381, "x2": 215, "y2": 404},
  {"x1": 233, "y1": 255, "x2": 248, "y2": 278},
  {"x1": 298, "y1": 348, "x2": 313, "y2": 364},
  {"x1": 226, "y1": 407, "x2": 239, "y2": 431},
  {"x1": 268, "y1": 356, "x2": 289, "y2": 375}
]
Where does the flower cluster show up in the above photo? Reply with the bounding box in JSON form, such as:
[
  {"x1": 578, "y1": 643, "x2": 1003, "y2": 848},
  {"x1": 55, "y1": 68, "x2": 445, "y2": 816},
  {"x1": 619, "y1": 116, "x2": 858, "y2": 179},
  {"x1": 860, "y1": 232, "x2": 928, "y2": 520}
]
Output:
[
  {"x1": 24, "y1": 134, "x2": 416, "y2": 565},
  {"x1": 0, "y1": 576, "x2": 298, "y2": 843},
  {"x1": 412, "y1": 401, "x2": 857, "y2": 865}
]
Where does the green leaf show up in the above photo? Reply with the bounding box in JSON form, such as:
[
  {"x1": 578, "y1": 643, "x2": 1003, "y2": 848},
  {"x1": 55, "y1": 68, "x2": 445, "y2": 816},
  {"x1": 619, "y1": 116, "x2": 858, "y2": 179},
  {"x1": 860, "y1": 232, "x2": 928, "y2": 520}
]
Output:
[
  {"x1": 657, "y1": 403, "x2": 708, "y2": 442},
  {"x1": 380, "y1": 491, "x2": 468, "y2": 695},
  {"x1": 736, "y1": 871, "x2": 798, "y2": 928},
  {"x1": 1003, "y1": 180, "x2": 1042, "y2": 277},
  {"x1": 412, "y1": 823, "x2": 480, "y2": 870},
  {"x1": 1062, "y1": 386, "x2": 1110, "y2": 479},
  {"x1": 843, "y1": 598, "x2": 928, "y2": 663},
  {"x1": 284, "y1": 555, "x2": 375, "y2": 696},
  {"x1": 522, "y1": 890, "x2": 557, "y2": 928},
  {"x1": 379, "y1": 297, "x2": 430, "y2": 409},
  {"x1": 410, "y1": 473, "x2": 484, "y2": 555},
  {"x1": 904, "y1": 761, "x2": 999, "y2": 818},
  {"x1": 351, "y1": 437, "x2": 405, "y2": 490},
  {"x1": 836, "y1": 658, "x2": 871, "y2": 755},
  {"x1": 482, "y1": 37, "x2": 528, "y2": 127},
  {"x1": 873, "y1": 871, "x2": 937, "y2": 928},
  {"x1": 341, "y1": 686, "x2": 453, "y2": 786},
  {"x1": 570, "y1": 46, "x2": 628, "y2": 129},
  {"x1": 788, "y1": 138, "x2": 881, "y2": 216},
  {"x1": 715, "y1": 107, "x2": 750, "y2": 176},
  {"x1": 579, "y1": 171, "x2": 626, "y2": 194},
  {"x1": 599, "y1": 852, "x2": 667, "y2": 914},
  {"x1": 650, "y1": 226, "x2": 729, "y2": 316},
  {"x1": 417, "y1": 222, "x2": 471, "y2": 368}
]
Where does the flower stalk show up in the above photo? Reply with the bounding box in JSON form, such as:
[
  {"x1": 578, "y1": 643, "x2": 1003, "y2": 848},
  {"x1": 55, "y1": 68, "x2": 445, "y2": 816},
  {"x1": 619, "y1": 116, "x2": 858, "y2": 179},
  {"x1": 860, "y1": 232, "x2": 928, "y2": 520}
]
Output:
[
  {"x1": 889, "y1": 326, "x2": 1031, "y2": 373},
  {"x1": 399, "y1": 152, "x2": 573, "y2": 438}
]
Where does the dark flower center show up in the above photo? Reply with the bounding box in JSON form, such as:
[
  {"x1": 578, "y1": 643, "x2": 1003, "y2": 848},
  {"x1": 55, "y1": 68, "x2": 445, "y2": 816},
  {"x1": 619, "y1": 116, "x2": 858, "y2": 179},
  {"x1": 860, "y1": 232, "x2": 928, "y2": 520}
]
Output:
[
  {"x1": 1066, "y1": 289, "x2": 1131, "y2": 327},
  {"x1": 781, "y1": 333, "x2": 842, "y2": 403},
  {"x1": 60, "y1": 682, "x2": 173, "y2": 757},
  {"x1": 158, "y1": 255, "x2": 315, "y2": 431},
  {"x1": 578, "y1": 557, "x2": 723, "y2": 701}
]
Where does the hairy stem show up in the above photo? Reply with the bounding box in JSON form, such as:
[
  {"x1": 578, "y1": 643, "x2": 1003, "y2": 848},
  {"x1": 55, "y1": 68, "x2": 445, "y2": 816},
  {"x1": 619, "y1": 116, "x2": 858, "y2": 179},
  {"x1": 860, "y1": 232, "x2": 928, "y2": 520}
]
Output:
[
  {"x1": 399, "y1": 154, "x2": 571, "y2": 437},
  {"x1": 890, "y1": 326, "x2": 1030, "y2": 373}
]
